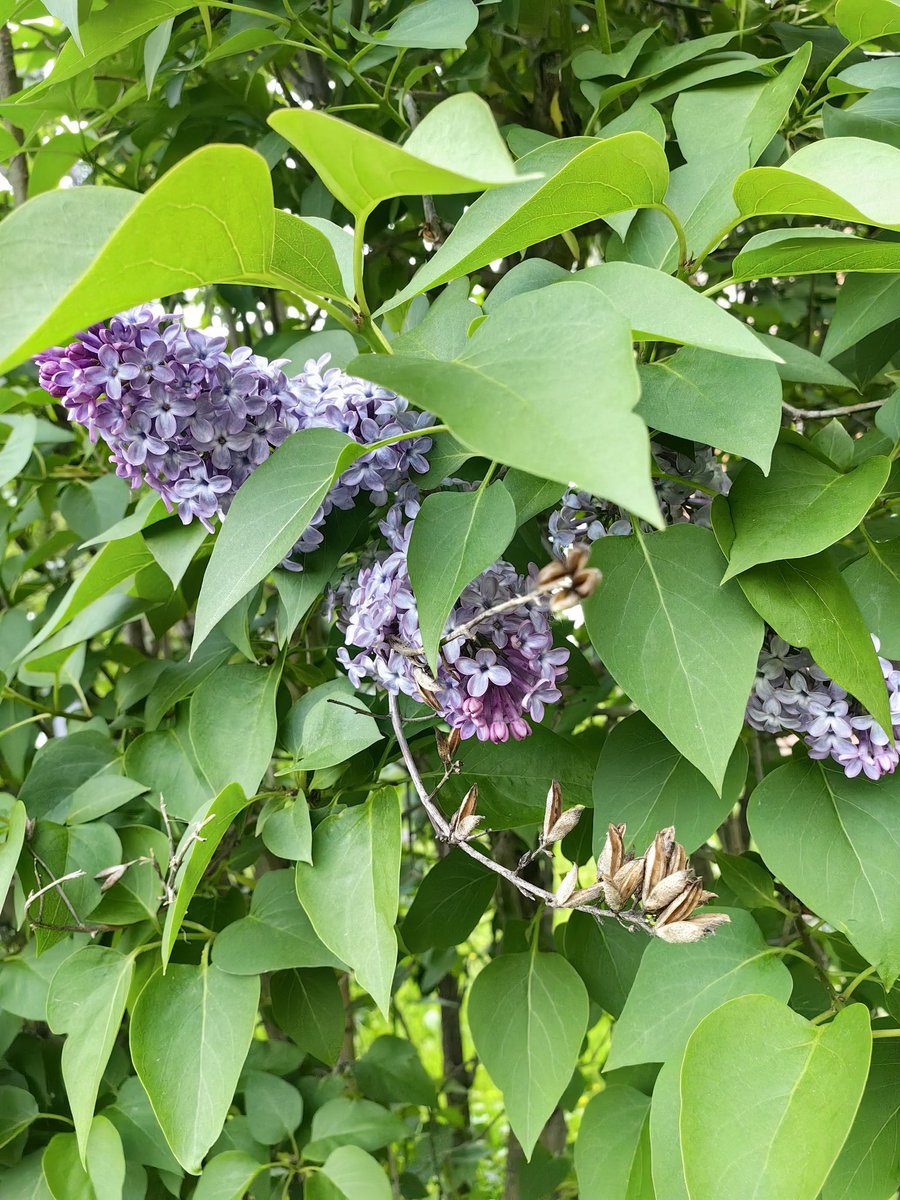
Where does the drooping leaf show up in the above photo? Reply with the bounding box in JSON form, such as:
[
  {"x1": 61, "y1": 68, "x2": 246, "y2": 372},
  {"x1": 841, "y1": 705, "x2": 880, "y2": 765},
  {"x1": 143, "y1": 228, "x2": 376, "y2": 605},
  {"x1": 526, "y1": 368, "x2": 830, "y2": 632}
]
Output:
[
  {"x1": 408, "y1": 482, "x2": 517, "y2": 671},
  {"x1": 578, "y1": 262, "x2": 782, "y2": 360},
  {"x1": 269, "y1": 969, "x2": 344, "y2": 1065},
  {"x1": 733, "y1": 227, "x2": 900, "y2": 280},
  {"x1": 0, "y1": 146, "x2": 274, "y2": 373},
  {"x1": 401, "y1": 849, "x2": 496, "y2": 952},
  {"x1": 282, "y1": 679, "x2": 382, "y2": 771},
  {"x1": 843, "y1": 537, "x2": 900, "y2": 658},
  {"x1": 749, "y1": 757, "x2": 900, "y2": 985},
  {"x1": 160, "y1": 783, "x2": 250, "y2": 968},
  {"x1": 352, "y1": 284, "x2": 661, "y2": 524},
  {"x1": 679, "y1": 997, "x2": 871, "y2": 1200},
  {"x1": 606, "y1": 909, "x2": 792, "y2": 1070},
  {"x1": 722, "y1": 442, "x2": 890, "y2": 581},
  {"x1": 189, "y1": 662, "x2": 280, "y2": 796},
  {"x1": 575, "y1": 1086, "x2": 654, "y2": 1200},
  {"x1": 295, "y1": 788, "x2": 401, "y2": 1017},
  {"x1": 377, "y1": 133, "x2": 669, "y2": 311},
  {"x1": 191, "y1": 428, "x2": 366, "y2": 652},
  {"x1": 130, "y1": 962, "x2": 259, "y2": 1174},
  {"x1": 269, "y1": 95, "x2": 523, "y2": 219},
  {"x1": 355, "y1": 0, "x2": 478, "y2": 49},
  {"x1": 734, "y1": 137, "x2": 900, "y2": 230},
  {"x1": 592, "y1": 713, "x2": 748, "y2": 857},
  {"x1": 467, "y1": 950, "x2": 589, "y2": 1159},
  {"x1": 636, "y1": 348, "x2": 782, "y2": 472},
  {"x1": 47, "y1": 946, "x2": 134, "y2": 1163},
  {"x1": 823, "y1": 1038, "x2": 900, "y2": 1200},
  {"x1": 213, "y1": 871, "x2": 343, "y2": 975},
  {"x1": 584, "y1": 525, "x2": 763, "y2": 790}
]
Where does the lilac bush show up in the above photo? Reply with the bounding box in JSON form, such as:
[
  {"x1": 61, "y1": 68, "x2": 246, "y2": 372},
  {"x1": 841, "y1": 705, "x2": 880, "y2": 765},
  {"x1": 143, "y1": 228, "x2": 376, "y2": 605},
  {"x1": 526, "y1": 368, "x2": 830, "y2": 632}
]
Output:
[
  {"x1": 746, "y1": 630, "x2": 900, "y2": 780},
  {"x1": 36, "y1": 307, "x2": 434, "y2": 561}
]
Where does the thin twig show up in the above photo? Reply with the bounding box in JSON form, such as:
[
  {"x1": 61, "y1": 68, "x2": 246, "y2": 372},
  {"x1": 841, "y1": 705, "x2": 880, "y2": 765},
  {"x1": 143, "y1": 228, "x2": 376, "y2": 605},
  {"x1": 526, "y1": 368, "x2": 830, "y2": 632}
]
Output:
[
  {"x1": 387, "y1": 695, "x2": 653, "y2": 932},
  {"x1": 401, "y1": 93, "x2": 445, "y2": 245},
  {"x1": 442, "y1": 582, "x2": 557, "y2": 646},
  {"x1": 24, "y1": 869, "x2": 85, "y2": 914},
  {"x1": 29, "y1": 851, "x2": 85, "y2": 928},
  {"x1": 782, "y1": 399, "x2": 883, "y2": 419}
]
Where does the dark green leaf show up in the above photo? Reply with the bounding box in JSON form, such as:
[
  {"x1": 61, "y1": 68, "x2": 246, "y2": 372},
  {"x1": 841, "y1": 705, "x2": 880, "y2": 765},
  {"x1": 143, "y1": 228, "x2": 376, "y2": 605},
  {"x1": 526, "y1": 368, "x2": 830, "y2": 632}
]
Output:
[{"x1": 401, "y1": 849, "x2": 496, "y2": 952}]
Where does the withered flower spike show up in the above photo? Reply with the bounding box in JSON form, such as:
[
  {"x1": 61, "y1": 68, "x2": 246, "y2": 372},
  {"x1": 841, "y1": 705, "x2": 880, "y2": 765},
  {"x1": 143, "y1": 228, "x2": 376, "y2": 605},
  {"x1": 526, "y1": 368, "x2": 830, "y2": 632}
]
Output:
[
  {"x1": 541, "y1": 780, "x2": 563, "y2": 843},
  {"x1": 555, "y1": 865, "x2": 579, "y2": 905},
  {"x1": 642, "y1": 869, "x2": 694, "y2": 913},
  {"x1": 655, "y1": 914, "x2": 731, "y2": 943},
  {"x1": 655, "y1": 878, "x2": 704, "y2": 927},
  {"x1": 597, "y1": 822, "x2": 625, "y2": 881},
  {"x1": 546, "y1": 804, "x2": 585, "y2": 845}
]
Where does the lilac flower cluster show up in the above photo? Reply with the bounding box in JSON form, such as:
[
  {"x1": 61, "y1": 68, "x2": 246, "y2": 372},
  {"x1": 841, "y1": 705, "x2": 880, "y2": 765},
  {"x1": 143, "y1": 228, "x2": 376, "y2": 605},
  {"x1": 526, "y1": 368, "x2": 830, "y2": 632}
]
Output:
[
  {"x1": 35, "y1": 307, "x2": 433, "y2": 561},
  {"x1": 547, "y1": 445, "x2": 729, "y2": 556},
  {"x1": 332, "y1": 491, "x2": 569, "y2": 744},
  {"x1": 746, "y1": 630, "x2": 900, "y2": 781}
]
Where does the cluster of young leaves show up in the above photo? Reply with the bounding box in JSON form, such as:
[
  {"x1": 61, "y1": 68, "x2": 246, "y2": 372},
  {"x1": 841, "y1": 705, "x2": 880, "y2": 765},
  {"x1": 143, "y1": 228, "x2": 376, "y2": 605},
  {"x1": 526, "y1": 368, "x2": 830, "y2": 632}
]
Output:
[{"x1": 0, "y1": 0, "x2": 900, "y2": 1197}]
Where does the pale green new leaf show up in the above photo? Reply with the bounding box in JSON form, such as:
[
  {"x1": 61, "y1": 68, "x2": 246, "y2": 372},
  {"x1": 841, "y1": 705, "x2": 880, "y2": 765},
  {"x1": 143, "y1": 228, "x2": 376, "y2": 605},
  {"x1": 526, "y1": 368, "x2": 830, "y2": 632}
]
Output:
[
  {"x1": 605, "y1": 910, "x2": 792, "y2": 1069},
  {"x1": 283, "y1": 679, "x2": 382, "y2": 772},
  {"x1": 193, "y1": 1152, "x2": 266, "y2": 1200},
  {"x1": 319, "y1": 1146, "x2": 392, "y2": 1200},
  {"x1": 734, "y1": 137, "x2": 900, "y2": 230},
  {"x1": 130, "y1": 963, "x2": 259, "y2": 1174},
  {"x1": 47, "y1": 946, "x2": 134, "y2": 1163},
  {"x1": 584, "y1": 525, "x2": 763, "y2": 790},
  {"x1": 835, "y1": 0, "x2": 900, "y2": 43},
  {"x1": 0, "y1": 145, "x2": 273, "y2": 373},
  {"x1": 679, "y1": 997, "x2": 871, "y2": 1200},
  {"x1": 295, "y1": 788, "x2": 401, "y2": 1017},
  {"x1": 269, "y1": 95, "x2": 523, "y2": 219},
  {"x1": 352, "y1": 284, "x2": 661, "y2": 524},
  {"x1": 0, "y1": 414, "x2": 36, "y2": 487},
  {"x1": 378, "y1": 133, "x2": 669, "y2": 311},
  {"x1": 467, "y1": 951, "x2": 588, "y2": 1159},
  {"x1": 749, "y1": 758, "x2": 900, "y2": 985},
  {"x1": 0, "y1": 799, "x2": 25, "y2": 902},
  {"x1": 408, "y1": 482, "x2": 517, "y2": 672},
  {"x1": 354, "y1": 0, "x2": 478, "y2": 49}
]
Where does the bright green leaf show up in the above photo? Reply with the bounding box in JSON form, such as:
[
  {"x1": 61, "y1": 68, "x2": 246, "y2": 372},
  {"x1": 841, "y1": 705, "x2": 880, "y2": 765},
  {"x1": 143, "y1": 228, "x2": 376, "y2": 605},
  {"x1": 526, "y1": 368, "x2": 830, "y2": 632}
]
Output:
[
  {"x1": 732, "y1": 227, "x2": 900, "y2": 280},
  {"x1": 189, "y1": 662, "x2": 280, "y2": 796},
  {"x1": 282, "y1": 679, "x2": 382, "y2": 771},
  {"x1": 355, "y1": 0, "x2": 477, "y2": 49},
  {"x1": 575, "y1": 1085, "x2": 653, "y2": 1200}
]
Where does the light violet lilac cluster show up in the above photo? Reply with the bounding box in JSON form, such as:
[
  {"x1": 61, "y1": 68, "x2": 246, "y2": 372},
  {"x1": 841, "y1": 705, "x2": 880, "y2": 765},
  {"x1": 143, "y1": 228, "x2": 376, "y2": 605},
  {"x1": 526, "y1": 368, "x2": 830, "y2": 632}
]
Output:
[
  {"x1": 548, "y1": 444, "x2": 729, "y2": 556},
  {"x1": 35, "y1": 307, "x2": 433, "y2": 564},
  {"x1": 332, "y1": 491, "x2": 569, "y2": 744},
  {"x1": 746, "y1": 630, "x2": 900, "y2": 781}
]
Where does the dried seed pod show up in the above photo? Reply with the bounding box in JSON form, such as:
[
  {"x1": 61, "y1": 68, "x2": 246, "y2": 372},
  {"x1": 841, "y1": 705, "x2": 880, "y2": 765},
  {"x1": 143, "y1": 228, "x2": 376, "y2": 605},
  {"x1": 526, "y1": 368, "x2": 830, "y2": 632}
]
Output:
[
  {"x1": 642, "y1": 828, "x2": 673, "y2": 898},
  {"x1": 95, "y1": 863, "x2": 130, "y2": 892},
  {"x1": 562, "y1": 881, "x2": 606, "y2": 908},
  {"x1": 555, "y1": 865, "x2": 579, "y2": 905},
  {"x1": 612, "y1": 857, "x2": 645, "y2": 904},
  {"x1": 603, "y1": 881, "x2": 625, "y2": 912},
  {"x1": 642, "y1": 869, "x2": 693, "y2": 913},
  {"x1": 597, "y1": 822, "x2": 625, "y2": 881},
  {"x1": 447, "y1": 727, "x2": 462, "y2": 760},
  {"x1": 435, "y1": 730, "x2": 451, "y2": 765},
  {"x1": 412, "y1": 665, "x2": 443, "y2": 712},
  {"x1": 667, "y1": 840, "x2": 687, "y2": 876},
  {"x1": 448, "y1": 784, "x2": 478, "y2": 840},
  {"x1": 654, "y1": 914, "x2": 731, "y2": 943},
  {"x1": 538, "y1": 547, "x2": 601, "y2": 609},
  {"x1": 541, "y1": 781, "x2": 563, "y2": 843},
  {"x1": 655, "y1": 878, "x2": 704, "y2": 927},
  {"x1": 452, "y1": 814, "x2": 484, "y2": 842},
  {"x1": 545, "y1": 804, "x2": 585, "y2": 845}
]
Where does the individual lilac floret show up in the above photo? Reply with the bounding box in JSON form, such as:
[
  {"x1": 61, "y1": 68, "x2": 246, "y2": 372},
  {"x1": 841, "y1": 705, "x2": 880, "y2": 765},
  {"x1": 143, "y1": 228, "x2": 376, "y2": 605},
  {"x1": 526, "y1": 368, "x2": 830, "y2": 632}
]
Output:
[
  {"x1": 331, "y1": 495, "x2": 569, "y2": 744},
  {"x1": 746, "y1": 629, "x2": 900, "y2": 781},
  {"x1": 547, "y1": 445, "x2": 729, "y2": 556},
  {"x1": 35, "y1": 308, "x2": 434, "y2": 553}
]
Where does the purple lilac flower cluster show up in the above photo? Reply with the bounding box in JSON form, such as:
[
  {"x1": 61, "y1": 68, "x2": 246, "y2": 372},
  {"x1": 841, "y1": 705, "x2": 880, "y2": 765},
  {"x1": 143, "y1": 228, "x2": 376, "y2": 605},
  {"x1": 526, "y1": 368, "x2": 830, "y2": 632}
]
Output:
[
  {"x1": 547, "y1": 445, "x2": 729, "y2": 556},
  {"x1": 332, "y1": 491, "x2": 569, "y2": 744},
  {"x1": 35, "y1": 307, "x2": 433, "y2": 562},
  {"x1": 746, "y1": 630, "x2": 900, "y2": 781}
]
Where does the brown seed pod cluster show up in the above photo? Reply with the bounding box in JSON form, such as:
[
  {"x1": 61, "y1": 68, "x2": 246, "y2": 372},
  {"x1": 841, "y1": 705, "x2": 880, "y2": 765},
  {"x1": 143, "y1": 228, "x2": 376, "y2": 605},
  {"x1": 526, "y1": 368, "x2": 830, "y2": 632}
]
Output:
[
  {"x1": 536, "y1": 547, "x2": 601, "y2": 612},
  {"x1": 595, "y1": 823, "x2": 730, "y2": 942}
]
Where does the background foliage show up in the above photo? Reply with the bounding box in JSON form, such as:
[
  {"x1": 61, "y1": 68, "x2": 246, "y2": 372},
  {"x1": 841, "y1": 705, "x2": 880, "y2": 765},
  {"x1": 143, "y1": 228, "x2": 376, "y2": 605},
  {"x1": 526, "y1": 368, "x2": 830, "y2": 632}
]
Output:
[{"x1": 0, "y1": 0, "x2": 900, "y2": 1197}]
